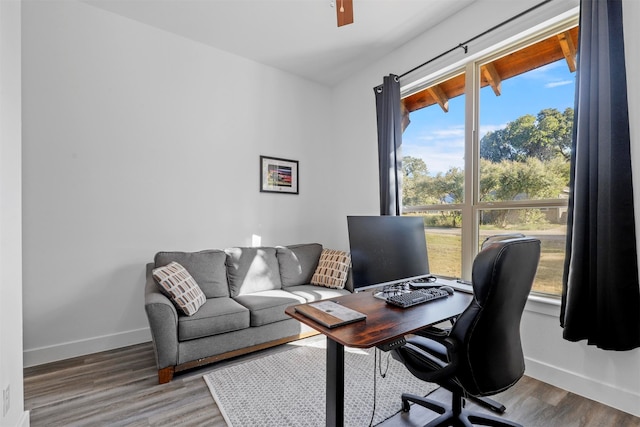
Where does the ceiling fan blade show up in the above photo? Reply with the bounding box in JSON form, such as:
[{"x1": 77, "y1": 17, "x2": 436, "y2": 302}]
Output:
[{"x1": 336, "y1": 0, "x2": 354, "y2": 27}]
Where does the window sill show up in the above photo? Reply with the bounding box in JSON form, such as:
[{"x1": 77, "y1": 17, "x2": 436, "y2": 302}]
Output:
[{"x1": 525, "y1": 293, "x2": 561, "y2": 316}]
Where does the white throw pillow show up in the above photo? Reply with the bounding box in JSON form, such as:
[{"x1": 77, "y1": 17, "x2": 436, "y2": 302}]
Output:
[{"x1": 152, "y1": 261, "x2": 207, "y2": 316}]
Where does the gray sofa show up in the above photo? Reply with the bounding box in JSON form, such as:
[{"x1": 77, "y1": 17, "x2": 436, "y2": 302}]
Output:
[{"x1": 144, "y1": 243, "x2": 352, "y2": 383}]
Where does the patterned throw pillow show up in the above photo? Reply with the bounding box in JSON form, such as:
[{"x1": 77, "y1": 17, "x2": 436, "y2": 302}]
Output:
[
  {"x1": 152, "y1": 262, "x2": 207, "y2": 316},
  {"x1": 310, "y1": 249, "x2": 351, "y2": 289}
]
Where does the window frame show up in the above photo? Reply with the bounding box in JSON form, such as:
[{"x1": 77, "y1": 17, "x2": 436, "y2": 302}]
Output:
[{"x1": 400, "y1": 15, "x2": 579, "y2": 296}]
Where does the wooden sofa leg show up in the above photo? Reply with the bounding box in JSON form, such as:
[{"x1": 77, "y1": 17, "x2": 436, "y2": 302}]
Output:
[{"x1": 158, "y1": 366, "x2": 175, "y2": 384}]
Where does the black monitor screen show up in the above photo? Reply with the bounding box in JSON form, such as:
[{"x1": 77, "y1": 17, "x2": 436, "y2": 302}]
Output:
[{"x1": 347, "y1": 216, "x2": 430, "y2": 291}]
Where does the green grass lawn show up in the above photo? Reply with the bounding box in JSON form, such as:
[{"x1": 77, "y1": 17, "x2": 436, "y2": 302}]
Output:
[
  {"x1": 425, "y1": 229, "x2": 566, "y2": 296},
  {"x1": 425, "y1": 232, "x2": 462, "y2": 278}
]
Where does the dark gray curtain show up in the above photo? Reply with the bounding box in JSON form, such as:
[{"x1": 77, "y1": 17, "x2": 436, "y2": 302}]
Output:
[
  {"x1": 374, "y1": 74, "x2": 402, "y2": 216},
  {"x1": 561, "y1": 0, "x2": 640, "y2": 350}
]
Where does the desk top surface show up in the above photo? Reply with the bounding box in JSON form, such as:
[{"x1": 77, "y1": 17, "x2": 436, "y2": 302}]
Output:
[{"x1": 285, "y1": 290, "x2": 473, "y2": 348}]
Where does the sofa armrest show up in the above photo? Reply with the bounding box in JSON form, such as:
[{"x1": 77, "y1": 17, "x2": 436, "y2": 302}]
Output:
[{"x1": 144, "y1": 263, "x2": 179, "y2": 370}]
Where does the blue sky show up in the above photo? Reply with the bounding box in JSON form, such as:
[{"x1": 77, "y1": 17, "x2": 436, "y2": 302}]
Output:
[{"x1": 402, "y1": 60, "x2": 576, "y2": 175}]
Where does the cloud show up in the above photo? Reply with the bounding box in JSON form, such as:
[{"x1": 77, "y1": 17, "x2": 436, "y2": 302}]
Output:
[
  {"x1": 479, "y1": 123, "x2": 506, "y2": 139},
  {"x1": 522, "y1": 62, "x2": 575, "y2": 90},
  {"x1": 432, "y1": 127, "x2": 465, "y2": 138},
  {"x1": 403, "y1": 144, "x2": 465, "y2": 176},
  {"x1": 403, "y1": 125, "x2": 465, "y2": 175},
  {"x1": 404, "y1": 122, "x2": 512, "y2": 174},
  {"x1": 524, "y1": 61, "x2": 563, "y2": 79},
  {"x1": 415, "y1": 125, "x2": 465, "y2": 142},
  {"x1": 545, "y1": 80, "x2": 573, "y2": 88}
]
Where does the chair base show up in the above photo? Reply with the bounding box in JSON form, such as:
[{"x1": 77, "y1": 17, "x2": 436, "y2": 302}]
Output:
[
  {"x1": 469, "y1": 395, "x2": 506, "y2": 414},
  {"x1": 401, "y1": 392, "x2": 522, "y2": 427}
]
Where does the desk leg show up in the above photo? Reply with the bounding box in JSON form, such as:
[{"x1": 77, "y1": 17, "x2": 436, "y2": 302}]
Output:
[{"x1": 326, "y1": 337, "x2": 344, "y2": 427}]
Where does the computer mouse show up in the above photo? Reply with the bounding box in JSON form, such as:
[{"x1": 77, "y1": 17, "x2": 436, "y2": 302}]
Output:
[{"x1": 439, "y1": 285, "x2": 454, "y2": 295}]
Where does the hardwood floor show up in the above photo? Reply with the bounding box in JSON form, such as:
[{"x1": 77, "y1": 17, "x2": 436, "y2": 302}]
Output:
[{"x1": 24, "y1": 340, "x2": 639, "y2": 427}]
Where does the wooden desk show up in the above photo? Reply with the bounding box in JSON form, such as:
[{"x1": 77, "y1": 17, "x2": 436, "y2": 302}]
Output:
[{"x1": 285, "y1": 290, "x2": 473, "y2": 427}]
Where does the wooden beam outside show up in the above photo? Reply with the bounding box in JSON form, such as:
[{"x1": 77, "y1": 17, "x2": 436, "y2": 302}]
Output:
[
  {"x1": 337, "y1": 0, "x2": 354, "y2": 27},
  {"x1": 557, "y1": 31, "x2": 577, "y2": 72},
  {"x1": 401, "y1": 101, "x2": 411, "y2": 132},
  {"x1": 427, "y1": 84, "x2": 449, "y2": 113},
  {"x1": 402, "y1": 73, "x2": 465, "y2": 113},
  {"x1": 481, "y1": 62, "x2": 502, "y2": 96},
  {"x1": 401, "y1": 27, "x2": 578, "y2": 115}
]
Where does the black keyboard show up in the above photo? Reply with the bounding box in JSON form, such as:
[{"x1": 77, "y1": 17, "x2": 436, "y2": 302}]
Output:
[{"x1": 386, "y1": 288, "x2": 450, "y2": 308}]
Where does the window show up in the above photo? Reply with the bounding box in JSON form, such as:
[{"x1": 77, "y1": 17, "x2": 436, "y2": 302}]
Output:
[{"x1": 401, "y1": 21, "x2": 578, "y2": 297}]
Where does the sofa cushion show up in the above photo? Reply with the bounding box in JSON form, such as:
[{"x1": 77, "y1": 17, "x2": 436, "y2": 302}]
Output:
[
  {"x1": 178, "y1": 297, "x2": 250, "y2": 341},
  {"x1": 154, "y1": 250, "x2": 229, "y2": 298},
  {"x1": 276, "y1": 243, "x2": 323, "y2": 287},
  {"x1": 233, "y1": 290, "x2": 306, "y2": 327},
  {"x1": 225, "y1": 247, "x2": 282, "y2": 297},
  {"x1": 152, "y1": 262, "x2": 207, "y2": 316},
  {"x1": 283, "y1": 284, "x2": 351, "y2": 302},
  {"x1": 310, "y1": 249, "x2": 351, "y2": 289}
]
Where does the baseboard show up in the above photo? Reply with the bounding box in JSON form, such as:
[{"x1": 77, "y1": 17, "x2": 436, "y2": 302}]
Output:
[
  {"x1": 18, "y1": 410, "x2": 30, "y2": 427},
  {"x1": 23, "y1": 327, "x2": 151, "y2": 367},
  {"x1": 525, "y1": 356, "x2": 640, "y2": 418}
]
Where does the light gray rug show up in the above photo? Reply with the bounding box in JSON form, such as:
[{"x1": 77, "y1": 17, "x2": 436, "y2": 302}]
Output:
[{"x1": 203, "y1": 338, "x2": 438, "y2": 426}]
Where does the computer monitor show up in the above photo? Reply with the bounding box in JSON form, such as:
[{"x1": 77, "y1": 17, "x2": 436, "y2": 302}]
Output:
[{"x1": 347, "y1": 215, "x2": 430, "y2": 292}]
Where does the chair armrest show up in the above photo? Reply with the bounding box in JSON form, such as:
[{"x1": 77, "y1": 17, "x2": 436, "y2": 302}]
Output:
[
  {"x1": 412, "y1": 332, "x2": 459, "y2": 362},
  {"x1": 144, "y1": 263, "x2": 179, "y2": 369},
  {"x1": 414, "y1": 325, "x2": 451, "y2": 339},
  {"x1": 394, "y1": 338, "x2": 459, "y2": 384}
]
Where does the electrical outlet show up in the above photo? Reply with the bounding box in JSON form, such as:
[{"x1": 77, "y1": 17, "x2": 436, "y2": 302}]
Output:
[{"x1": 2, "y1": 384, "x2": 9, "y2": 417}]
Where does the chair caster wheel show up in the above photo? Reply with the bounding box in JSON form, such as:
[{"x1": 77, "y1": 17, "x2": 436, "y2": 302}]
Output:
[{"x1": 402, "y1": 399, "x2": 410, "y2": 412}]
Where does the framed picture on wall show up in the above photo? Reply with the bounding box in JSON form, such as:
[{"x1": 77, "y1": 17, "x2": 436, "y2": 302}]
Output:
[{"x1": 260, "y1": 155, "x2": 299, "y2": 194}]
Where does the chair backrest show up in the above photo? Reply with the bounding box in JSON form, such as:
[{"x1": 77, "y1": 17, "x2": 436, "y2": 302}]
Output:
[
  {"x1": 480, "y1": 233, "x2": 525, "y2": 250},
  {"x1": 449, "y1": 236, "x2": 540, "y2": 396}
]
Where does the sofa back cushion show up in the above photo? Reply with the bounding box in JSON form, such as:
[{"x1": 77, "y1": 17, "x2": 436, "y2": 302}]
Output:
[
  {"x1": 225, "y1": 247, "x2": 282, "y2": 297},
  {"x1": 154, "y1": 250, "x2": 229, "y2": 298},
  {"x1": 276, "y1": 243, "x2": 323, "y2": 287}
]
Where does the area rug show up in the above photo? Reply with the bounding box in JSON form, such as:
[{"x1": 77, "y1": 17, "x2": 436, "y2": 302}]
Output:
[{"x1": 203, "y1": 338, "x2": 438, "y2": 426}]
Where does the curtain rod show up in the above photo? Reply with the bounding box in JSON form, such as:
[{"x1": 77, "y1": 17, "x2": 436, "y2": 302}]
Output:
[{"x1": 398, "y1": 0, "x2": 554, "y2": 80}]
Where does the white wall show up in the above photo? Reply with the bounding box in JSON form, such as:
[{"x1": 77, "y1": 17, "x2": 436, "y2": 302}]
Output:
[
  {"x1": 0, "y1": 0, "x2": 29, "y2": 425},
  {"x1": 329, "y1": 0, "x2": 639, "y2": 417},
  {"x1": 21, "y1": 0, "x2": 337, "y2": 366}
]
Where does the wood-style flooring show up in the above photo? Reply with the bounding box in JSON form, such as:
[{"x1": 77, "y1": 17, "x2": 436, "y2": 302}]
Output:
[{"x1": 24, "y1": 339, "x2": 640, "y2": 427}]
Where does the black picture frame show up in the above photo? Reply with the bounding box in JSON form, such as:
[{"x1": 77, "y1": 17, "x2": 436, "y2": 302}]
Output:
[{"x1": 260, "y1": 155, "x2": 299, "y2": 194}]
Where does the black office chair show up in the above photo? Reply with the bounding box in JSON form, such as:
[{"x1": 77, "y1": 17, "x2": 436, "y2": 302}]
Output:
[{"x1": 393, "y1": 236, "x2": 541, "y2": 427}]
